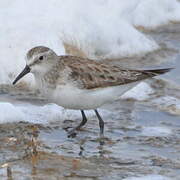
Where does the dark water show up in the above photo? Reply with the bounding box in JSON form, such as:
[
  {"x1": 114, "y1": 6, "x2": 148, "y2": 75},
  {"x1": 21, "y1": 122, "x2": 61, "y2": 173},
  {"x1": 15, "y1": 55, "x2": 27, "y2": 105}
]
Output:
[{"x1": 0, "y1": 23, "x2": 180, "y2": 180}]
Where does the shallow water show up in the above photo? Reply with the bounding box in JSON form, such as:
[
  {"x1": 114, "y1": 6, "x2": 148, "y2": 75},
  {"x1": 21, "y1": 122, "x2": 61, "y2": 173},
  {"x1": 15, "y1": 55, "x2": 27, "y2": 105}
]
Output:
[{"x1": 0, "y1": 23, "x2": 180, "y2": 180}]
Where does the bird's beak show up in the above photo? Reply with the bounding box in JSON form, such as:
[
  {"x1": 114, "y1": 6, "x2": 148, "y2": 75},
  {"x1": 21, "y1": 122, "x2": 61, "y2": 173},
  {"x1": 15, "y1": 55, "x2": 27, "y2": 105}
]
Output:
[{"x1": 12, "y1": 65, "x2": 31, "y2": 85}]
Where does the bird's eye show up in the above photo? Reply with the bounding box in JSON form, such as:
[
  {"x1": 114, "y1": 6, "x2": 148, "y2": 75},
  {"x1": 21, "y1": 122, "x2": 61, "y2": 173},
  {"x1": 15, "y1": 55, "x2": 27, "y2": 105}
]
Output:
[{"x1": 39, "y1": 56, "x2": 44, "y2": 60}]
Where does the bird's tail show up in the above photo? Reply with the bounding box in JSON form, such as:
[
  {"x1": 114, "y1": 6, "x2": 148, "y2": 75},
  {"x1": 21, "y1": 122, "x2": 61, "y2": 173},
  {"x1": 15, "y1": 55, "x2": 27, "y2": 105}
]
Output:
[{"x1": 143, "y1": 68, "x2": 173, "y2": 76}]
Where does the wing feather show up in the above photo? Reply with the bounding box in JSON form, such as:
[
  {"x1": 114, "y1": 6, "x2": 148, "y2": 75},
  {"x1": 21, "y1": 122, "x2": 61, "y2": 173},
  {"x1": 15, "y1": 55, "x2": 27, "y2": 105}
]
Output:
[{"x1": 60, "y1": 56, "x2": 171, "y2": 89}]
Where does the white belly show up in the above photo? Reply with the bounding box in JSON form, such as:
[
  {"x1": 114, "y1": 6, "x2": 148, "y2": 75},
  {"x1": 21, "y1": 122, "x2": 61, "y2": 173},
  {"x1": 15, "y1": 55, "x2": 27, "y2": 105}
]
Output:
[{"x1": 50, "y1": 82, "x2": 139, "y2": 110}]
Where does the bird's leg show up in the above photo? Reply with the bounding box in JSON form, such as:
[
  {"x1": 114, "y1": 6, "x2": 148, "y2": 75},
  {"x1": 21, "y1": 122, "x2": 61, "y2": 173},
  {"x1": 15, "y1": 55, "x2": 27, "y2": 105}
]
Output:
[
  {"x1": 68, "y1": 110, "x2": 88, "y2": 138},
  {"x1": 94, "y1": 109, "x2": 104, "y2": 139}
]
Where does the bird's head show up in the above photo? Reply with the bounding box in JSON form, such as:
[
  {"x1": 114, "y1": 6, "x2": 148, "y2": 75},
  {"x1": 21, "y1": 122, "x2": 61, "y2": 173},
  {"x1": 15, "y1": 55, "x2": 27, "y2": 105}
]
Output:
[{"x1": 13, "y1": 46, "x2": 58, "y2": 85}]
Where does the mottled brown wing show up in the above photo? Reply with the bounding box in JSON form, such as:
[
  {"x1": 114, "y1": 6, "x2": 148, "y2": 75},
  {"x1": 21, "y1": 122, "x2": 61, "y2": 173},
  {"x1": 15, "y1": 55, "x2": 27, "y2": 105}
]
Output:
[{"x1": 60, "y1": 56, "x2": 171, "y2": 89}]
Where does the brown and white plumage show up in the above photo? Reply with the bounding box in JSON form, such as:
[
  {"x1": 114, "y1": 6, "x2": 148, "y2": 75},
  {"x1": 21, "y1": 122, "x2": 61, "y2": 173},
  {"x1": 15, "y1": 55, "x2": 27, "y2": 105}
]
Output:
[
  {"x1": 59, "y1": 55, "x2": 171, "y2": 89},
  {"x1": 14, "y1": 46, "x2": 172, "y2": 109},
  {"x1": 13, "y1": 46, "x2": 172, "y2": 138}
]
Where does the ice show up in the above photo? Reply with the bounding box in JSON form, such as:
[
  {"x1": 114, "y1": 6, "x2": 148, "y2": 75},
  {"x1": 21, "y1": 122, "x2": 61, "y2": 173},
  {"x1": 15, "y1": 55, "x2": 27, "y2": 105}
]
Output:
[
  {"x1": 0, "y1": 102, "x2": 25, "y2": 123},
  {"x1": 123, "y1": 174, "x2": 171, "y2": 180},
  {"x1": 0, "y1": 0, "x2": 180, "y2": 85},
  {"x1": 141, "y1": 126, "x2": 172, "y2": 137},
  {"x1": 152, "y1": 96, "x2": 180, "y2": 115},
  {"x1": 0, "y1": 102, "x2": 69, "y2": 124},
  {"x1": 0, "y1": 102, "x2": 114, "y2": 124},
  {"x1": 130, "y1": 0, "x2": 180, "y2": 29},
  {"x1": 121, "y1": 82, "x2": 154, "y2": 101}
]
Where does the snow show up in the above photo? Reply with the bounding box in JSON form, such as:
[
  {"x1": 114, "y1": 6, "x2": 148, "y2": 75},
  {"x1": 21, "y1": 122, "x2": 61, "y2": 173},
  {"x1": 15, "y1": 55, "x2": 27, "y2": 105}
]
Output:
[
  {"x1": 123, "y1": 174, "x2": 171, "y2": 180},
  {"x1": 130, "y1": 0, "x2": 180, "y2": 28},
  {"x1": 0, "y1": 0, "x2": 180, "y2": 85},
  {"x1": 0, "y1": 102, "x2": 25, "y2": 123},
  {"x1": 152, "y1": 96, "x2": 180, "y2": 115},
  {"x1": 141, "y1": 126, "x2": 172, "y2": 137},
  {"x1": 0, "y1": 102, "x2": 114, "y2": 124},
  {"x1": 0, "y1": 102, "x2": 74, "y2": 124},
  {"x1": 121, "y1": 82, "x2": 154, "y2": 101}
]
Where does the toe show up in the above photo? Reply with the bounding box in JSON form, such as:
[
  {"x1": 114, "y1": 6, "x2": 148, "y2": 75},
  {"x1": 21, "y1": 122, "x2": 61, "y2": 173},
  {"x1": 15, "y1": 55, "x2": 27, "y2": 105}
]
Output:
[{"x1": 67, "y1": 131, "x2": 77, "y2": 138}]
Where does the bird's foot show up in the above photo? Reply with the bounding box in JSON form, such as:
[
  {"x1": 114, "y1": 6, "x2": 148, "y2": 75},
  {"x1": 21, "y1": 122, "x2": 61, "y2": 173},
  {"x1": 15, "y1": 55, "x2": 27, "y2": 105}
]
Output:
[
  {"x1": 99, "y1": 134, "x2": 105, "y2": 145},
  {"x1": 99, "y1": 134, "x2": 111, "y2": 145},
  {"x1": 67, "y1": 129, "x2": 77, "y2": 138},
  {"x1": 62, "y1": 119, "x2": 74, "y2": 131}
]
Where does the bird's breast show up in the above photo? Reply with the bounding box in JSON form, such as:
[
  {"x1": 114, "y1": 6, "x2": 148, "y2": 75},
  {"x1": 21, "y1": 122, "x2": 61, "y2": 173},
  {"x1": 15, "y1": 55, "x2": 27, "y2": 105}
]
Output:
[{"x1": 34, "y1": 75, "x2": 55, "y2": 98}]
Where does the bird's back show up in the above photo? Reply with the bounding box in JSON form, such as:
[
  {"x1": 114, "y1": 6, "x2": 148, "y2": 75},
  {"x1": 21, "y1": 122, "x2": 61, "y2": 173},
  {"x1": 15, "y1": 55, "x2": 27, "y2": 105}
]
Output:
[{"x1": 59, "y1": 55, "x2": 172, "y2": 89}]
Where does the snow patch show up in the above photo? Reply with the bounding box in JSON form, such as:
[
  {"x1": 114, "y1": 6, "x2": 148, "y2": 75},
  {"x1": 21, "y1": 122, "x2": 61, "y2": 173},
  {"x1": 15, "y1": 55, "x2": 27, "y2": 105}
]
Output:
[
  {"x1": 0, "y1": 102, "x2": 114, "y2": 124},
  {"x1": 121, "y1": 82, "x2": 154, "y2": 101},
  {"x1": 0, "y1": 102, "x2": 25, "y2": 123},
  {"x1": 152, "y1": 96, "x2": 180, "y2": 115},
  {"x1": 123, "y1": 174, "x2": 171, "y2": 180},
  {"x1": 130, "y1": 0, "x2": 180, "y2": 29},
  {"x1": 141, "y1": 126, "x2": 172, "y2": 137}
]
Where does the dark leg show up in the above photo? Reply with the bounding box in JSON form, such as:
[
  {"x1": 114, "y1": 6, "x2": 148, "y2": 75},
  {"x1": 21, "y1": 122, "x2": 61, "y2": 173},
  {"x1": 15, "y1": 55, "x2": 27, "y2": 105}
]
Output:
[
  {"x1": 94, "y1": 109, "x2": 104, "y2": 138},
  {"x1": 68, "y1": 110, "x2": 88, "y2": 138}
]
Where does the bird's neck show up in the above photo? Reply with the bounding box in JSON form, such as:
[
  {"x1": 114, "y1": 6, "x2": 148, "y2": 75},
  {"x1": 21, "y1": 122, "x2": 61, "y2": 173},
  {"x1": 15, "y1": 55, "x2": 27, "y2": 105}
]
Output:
[{"x1": 34, "y1": 64, "x2": 57, "y2": 88}]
